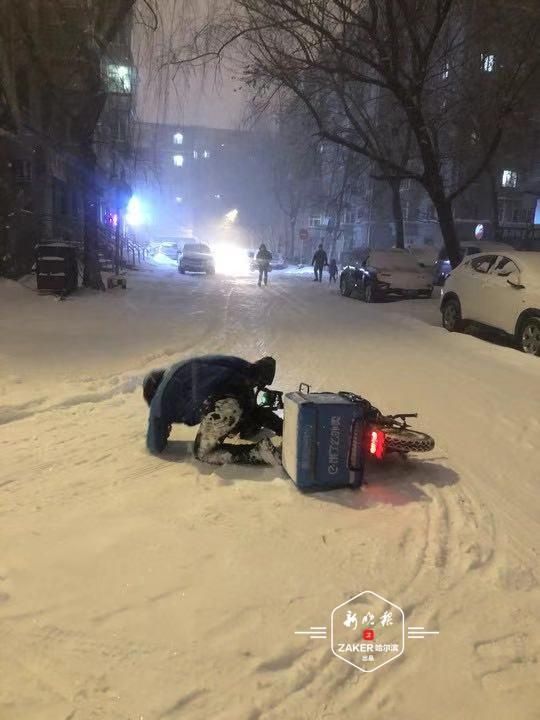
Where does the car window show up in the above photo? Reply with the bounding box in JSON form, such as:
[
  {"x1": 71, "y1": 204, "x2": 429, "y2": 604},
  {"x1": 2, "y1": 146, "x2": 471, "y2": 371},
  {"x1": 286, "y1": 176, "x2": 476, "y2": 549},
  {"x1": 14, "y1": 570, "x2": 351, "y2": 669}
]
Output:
[
  {"x1": 184, "y1": 243, "x2": 210, "y2": 253},
  {"x1": 470, "y1": 255, "x2": 497, "y2": 274},
  {"x1": 491, "y1": 256, "x2": 519, "y2": 277}
]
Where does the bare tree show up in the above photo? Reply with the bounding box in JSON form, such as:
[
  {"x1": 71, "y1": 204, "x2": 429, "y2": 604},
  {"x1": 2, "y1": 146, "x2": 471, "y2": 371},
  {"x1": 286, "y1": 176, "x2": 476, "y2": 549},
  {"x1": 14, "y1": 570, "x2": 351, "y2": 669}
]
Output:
[
  {"x1": 169, "y1": 0, "x2": 540, "y2": 266},
  {"x1": 268, "y1": 97, "x2": 321, "y2": 259}
]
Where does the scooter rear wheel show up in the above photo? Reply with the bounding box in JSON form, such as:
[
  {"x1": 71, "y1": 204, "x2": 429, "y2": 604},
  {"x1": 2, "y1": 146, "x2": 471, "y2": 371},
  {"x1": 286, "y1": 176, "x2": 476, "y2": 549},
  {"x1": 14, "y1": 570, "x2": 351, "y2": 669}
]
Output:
[{"x1": 383, "y1": 428, "x2": 435, "y2": 454}]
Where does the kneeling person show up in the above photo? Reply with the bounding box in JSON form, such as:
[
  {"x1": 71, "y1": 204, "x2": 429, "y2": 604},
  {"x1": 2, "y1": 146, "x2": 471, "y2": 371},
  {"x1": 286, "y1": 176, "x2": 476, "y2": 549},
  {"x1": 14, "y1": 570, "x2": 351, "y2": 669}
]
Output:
[{"x1": 143, "y1": 355, "x2": 282, "y2": 466}]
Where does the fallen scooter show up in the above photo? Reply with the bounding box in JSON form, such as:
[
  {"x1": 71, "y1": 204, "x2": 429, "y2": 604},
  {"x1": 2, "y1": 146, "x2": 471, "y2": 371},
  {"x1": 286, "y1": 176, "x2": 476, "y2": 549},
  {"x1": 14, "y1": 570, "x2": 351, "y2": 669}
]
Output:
[{"x1": 256, "y1": 384, "x2": 435, "y2": 491}]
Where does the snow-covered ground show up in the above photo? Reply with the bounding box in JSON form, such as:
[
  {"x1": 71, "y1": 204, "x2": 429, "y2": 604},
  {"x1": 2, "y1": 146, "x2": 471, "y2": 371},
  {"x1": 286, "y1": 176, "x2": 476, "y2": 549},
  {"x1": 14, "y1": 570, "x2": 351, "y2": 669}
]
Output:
[{"x1": 1, "y1": 263, "x2": 539, "y2": 720}]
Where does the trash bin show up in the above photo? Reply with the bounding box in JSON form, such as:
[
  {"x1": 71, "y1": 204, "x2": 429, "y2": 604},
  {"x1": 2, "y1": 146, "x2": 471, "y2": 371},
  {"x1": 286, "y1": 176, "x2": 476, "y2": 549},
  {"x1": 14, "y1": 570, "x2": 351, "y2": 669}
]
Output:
[{"x1": 36, "y1": 243, "x2": 78, "y2": 294}]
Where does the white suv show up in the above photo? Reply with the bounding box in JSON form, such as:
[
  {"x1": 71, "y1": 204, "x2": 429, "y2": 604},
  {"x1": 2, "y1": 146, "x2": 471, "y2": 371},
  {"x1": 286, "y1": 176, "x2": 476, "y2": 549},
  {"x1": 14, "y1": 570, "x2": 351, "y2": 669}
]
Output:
[{"x1": 441, "y1": 251, "x2": 540, "y2": 355}]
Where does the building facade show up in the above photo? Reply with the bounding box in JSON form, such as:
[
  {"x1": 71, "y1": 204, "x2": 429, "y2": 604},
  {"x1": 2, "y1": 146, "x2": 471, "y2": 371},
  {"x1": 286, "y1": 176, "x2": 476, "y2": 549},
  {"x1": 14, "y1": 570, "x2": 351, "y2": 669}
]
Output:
[
  {"x1": 132, "y1": 121, "x2": 280, "y2": 250},
  {"x1": 0, "y1": 1, "x2": 137, "y2": 278}
]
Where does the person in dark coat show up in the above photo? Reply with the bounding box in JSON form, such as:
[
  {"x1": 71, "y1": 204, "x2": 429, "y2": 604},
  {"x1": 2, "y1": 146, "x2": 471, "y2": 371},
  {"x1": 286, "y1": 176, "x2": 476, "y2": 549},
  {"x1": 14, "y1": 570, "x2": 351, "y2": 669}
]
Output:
[
  {"x1": 143, "y1": 355, "x2": 282, "y2": 466},
  {"x1": 256, "y1": 244, "x2": 272, "y2": 286},
  {"x1": 328, "y1": 258, "x2": 338, "y2": 283},
  {"x1": 312, "y1": 244, "x2": 328, "y2": 282}
]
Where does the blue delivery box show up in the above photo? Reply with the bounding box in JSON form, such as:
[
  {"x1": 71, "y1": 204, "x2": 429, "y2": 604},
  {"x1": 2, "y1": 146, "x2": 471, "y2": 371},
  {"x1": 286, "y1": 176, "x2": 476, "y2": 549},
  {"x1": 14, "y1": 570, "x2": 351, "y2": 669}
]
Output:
[{"x1": 282, "y1": 391, "x2": 365, "y2": 491}]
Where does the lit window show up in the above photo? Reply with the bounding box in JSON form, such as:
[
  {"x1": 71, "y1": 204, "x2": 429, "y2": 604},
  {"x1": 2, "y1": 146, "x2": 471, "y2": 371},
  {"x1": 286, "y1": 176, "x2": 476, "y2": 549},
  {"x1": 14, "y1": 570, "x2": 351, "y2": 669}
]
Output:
[
  {"x1": 193, "y1": 150, "x2": 198, "y2": 159},
  {"x1": 106, "y1": 64, "x2": 132, "y2": 93},
  {"x1": 481, "y1": 53, "x2": 495, "y2": 72},
  {"x1": 175, "y1": 196, "x2": 183, "y2": 203},
  {"x1": 203, "y1": 150, "x2": 210, "y2": 159},
  {"x1": 173, "y1": 155, "x2": 184, "y2": 167},
  {"x1": 442, "y1": 61, "x2": 449, "y2": 79},
  {"x1": 471, "y1": 131, "x2": 478, "y2": 145},
  {"x1": 214, "y1": 194, "x2": 221, "y2": 199},
  {"x1": 173, "y1": 132, "x2": 183, "y2": 145},
  {"x1": 501, "y1": 169, "x2": 517, "y2": 188}
]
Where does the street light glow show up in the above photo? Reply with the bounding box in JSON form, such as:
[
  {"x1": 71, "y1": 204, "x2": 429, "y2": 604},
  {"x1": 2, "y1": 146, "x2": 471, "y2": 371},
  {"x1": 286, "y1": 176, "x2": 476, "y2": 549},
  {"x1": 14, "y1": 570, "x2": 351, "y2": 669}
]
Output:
[
  {"x1": 225, "y1": 208, "x2": 238, "y2": 224},
  {"x1": 126, "y1": 195, "x2": 143, "y2": 226}
]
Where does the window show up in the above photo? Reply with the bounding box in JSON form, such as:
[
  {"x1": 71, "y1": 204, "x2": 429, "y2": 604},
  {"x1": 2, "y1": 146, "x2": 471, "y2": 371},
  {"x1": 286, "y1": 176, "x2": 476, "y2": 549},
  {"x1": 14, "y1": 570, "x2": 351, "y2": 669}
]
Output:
[
  {"x1": 501, "y1": 169, "x2": 517, "y2": 188},
  {"x1": 175, "y1": 196, "x2": 183, "y2": 203},
  {"x1": 442, "y1": 61, "x2": 449, "y2": 79},
  {"x1": 14, "y1": 159, "x2": 32, "y2": 182},
  {"x1": 173, "y1": 154, "x2": 184, "y2": 167},
  {"x1": 193, "y1": 150, "x2": 199, "y2": 159},
  {"x1": 112, "y1": 112, "x2": 128, "y2": 142},
  {"x1": 203, "y1": 150, "x2": 210, "y2": 159},
  {"x1": 492, "y1": 257, "x2": 519, "y2": 277},
  {"x1": 173, "y1": 132, "x2": 183, "y2": 145},
  {"x1": 53, "y1": 177, "x2": 67, "y2": 215},
  {"x1": 71, "y1": 189, "x2": 79, "y2": 217},
  {"x1": 471, "y1": 255, "x2": 497, "y2": 274},
  {"x1": 481, "y1": 53, "x2": 495, "y2": 73},
  {"x1": 16, "y1": 66, "x2": 30, "y2": 111},
  {"x1": 106, "y1": 64, "x2": 132, "y2": 93},
  {"x1": 471, "y1": 131, "x2": 479, "y2": 145},
  {"x1": 309, "y1": 215, "x2": 322, "y2": 227}
]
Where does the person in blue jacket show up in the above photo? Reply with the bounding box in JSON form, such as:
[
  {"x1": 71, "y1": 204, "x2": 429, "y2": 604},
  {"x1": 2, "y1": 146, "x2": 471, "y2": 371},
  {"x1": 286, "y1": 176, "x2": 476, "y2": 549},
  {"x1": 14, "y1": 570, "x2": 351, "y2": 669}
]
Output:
[{"x1": 143, "y1": 355, "x2": 283, "y2": 465}]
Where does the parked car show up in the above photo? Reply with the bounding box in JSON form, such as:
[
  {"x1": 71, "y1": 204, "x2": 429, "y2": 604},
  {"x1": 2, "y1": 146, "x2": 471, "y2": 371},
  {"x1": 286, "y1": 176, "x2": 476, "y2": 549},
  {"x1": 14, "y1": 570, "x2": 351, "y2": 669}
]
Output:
[
  {"x1": 271, "y1": 253, "x2": 287, "y2": 270},
  {"x1": 158, "y1": 241, "x2": 179, "y2": 261},
  {"x1": 441, "y1": 251, "x2": 540, "y2": 355},
  {"x1": 178, "y1": 243, "x2": 215, "y2": 275},
  {"x1": 407, "y1": 245, "x2": 439, "y2": 270},
  {"x1": 339, "y1": 248, "x2": 366, "y2": 270},
  {"x1": 340, "y1": 248, "x2": 434, "y2": 301},
  {"x1": 434, "y1": 241, "x2": 513, "y2": 284}
]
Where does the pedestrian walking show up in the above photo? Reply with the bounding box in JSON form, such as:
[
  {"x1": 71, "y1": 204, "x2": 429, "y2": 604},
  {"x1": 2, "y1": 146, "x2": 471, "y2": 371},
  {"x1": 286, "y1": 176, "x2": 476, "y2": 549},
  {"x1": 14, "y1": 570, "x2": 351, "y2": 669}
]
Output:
[
  {"x1": 256, "y1": 243, "x2": 272, "y2": 286},
  {"x1": 312, "y1": 244, "x2": 328, "y2": 282},
  {"x1": 328, "y1": 258, "x2": 338, "y2": 283}
]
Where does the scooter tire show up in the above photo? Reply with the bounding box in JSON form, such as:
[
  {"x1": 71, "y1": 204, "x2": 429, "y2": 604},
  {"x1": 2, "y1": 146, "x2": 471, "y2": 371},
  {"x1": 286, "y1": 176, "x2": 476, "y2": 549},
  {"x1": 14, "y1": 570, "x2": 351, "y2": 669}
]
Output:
[{"x1": 383, "y1": 428, "x2": 435, "y2": 454}]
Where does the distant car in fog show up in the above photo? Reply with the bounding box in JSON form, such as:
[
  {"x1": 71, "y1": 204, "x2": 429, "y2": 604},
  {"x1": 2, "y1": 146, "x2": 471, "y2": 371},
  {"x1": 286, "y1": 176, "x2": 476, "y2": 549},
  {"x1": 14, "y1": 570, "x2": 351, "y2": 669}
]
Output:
[
  {"x1": 158, "y1": 242, "x2": 179, "y2": 261},
  {"x1": 247, "y1": 249, "x2": 286, "y2": 271},
  {"x1": 178, "y1": 243, "x2": 215, "y2": 275},
  {"x1": 271, "y1": 253, "x2": 287, "y2": 269}
]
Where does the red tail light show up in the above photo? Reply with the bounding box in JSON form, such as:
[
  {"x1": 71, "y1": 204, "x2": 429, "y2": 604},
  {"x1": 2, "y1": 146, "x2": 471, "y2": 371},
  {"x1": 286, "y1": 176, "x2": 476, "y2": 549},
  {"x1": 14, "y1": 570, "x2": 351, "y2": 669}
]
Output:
[{"x1": 369, "y1": 429, "x2": 386, "y2": 459}]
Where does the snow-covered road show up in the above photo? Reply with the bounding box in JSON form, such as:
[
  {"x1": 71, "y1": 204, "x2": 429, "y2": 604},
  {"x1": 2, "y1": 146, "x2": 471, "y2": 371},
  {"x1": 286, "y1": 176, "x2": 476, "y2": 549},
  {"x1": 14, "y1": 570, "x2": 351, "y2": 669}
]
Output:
[{"x1": 1, "y1": 264, "x2": 539, "y2": 720}]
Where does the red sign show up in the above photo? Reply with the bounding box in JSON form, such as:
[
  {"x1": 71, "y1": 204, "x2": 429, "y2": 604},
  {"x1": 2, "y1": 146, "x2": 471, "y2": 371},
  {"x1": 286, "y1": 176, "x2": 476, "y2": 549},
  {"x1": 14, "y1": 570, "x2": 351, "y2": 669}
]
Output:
[
  {"x1": 363, "y1": 628, "x2": 375, "y2": 641},
  {"x1": 299, "y1": 229, "x2": 309, "y2": 240}
]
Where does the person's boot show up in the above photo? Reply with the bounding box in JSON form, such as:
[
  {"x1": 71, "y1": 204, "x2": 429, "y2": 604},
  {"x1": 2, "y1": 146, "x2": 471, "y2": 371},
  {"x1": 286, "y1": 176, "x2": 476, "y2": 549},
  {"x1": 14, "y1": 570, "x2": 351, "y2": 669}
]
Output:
[{"x1": 257, "y1": 437, "x2": 282, "y2": 466}]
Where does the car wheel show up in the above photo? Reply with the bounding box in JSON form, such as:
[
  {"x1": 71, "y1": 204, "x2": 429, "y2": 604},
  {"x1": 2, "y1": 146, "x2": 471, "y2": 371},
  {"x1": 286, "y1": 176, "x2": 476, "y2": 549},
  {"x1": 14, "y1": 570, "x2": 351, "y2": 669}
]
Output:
[
  {"x1": 442, "y1": 298, "x2": 463, "y2": 332},
  {"x1": 340, "y1": 276, "x2": 352, "y2": 297},
  {"x1": 518, "y1": 317, "x2": 540, "y2": 356},
  {"x1": 363, "y1": 283, "x2": 375, "y2": 303}
]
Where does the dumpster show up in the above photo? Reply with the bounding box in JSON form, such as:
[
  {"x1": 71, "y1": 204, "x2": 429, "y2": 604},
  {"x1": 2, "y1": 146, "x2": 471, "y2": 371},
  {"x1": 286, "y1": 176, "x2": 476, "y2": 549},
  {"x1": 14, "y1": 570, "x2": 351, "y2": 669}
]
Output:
[{"x1": 36, "y1": 243, "x2": 78, "y2": 294}]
